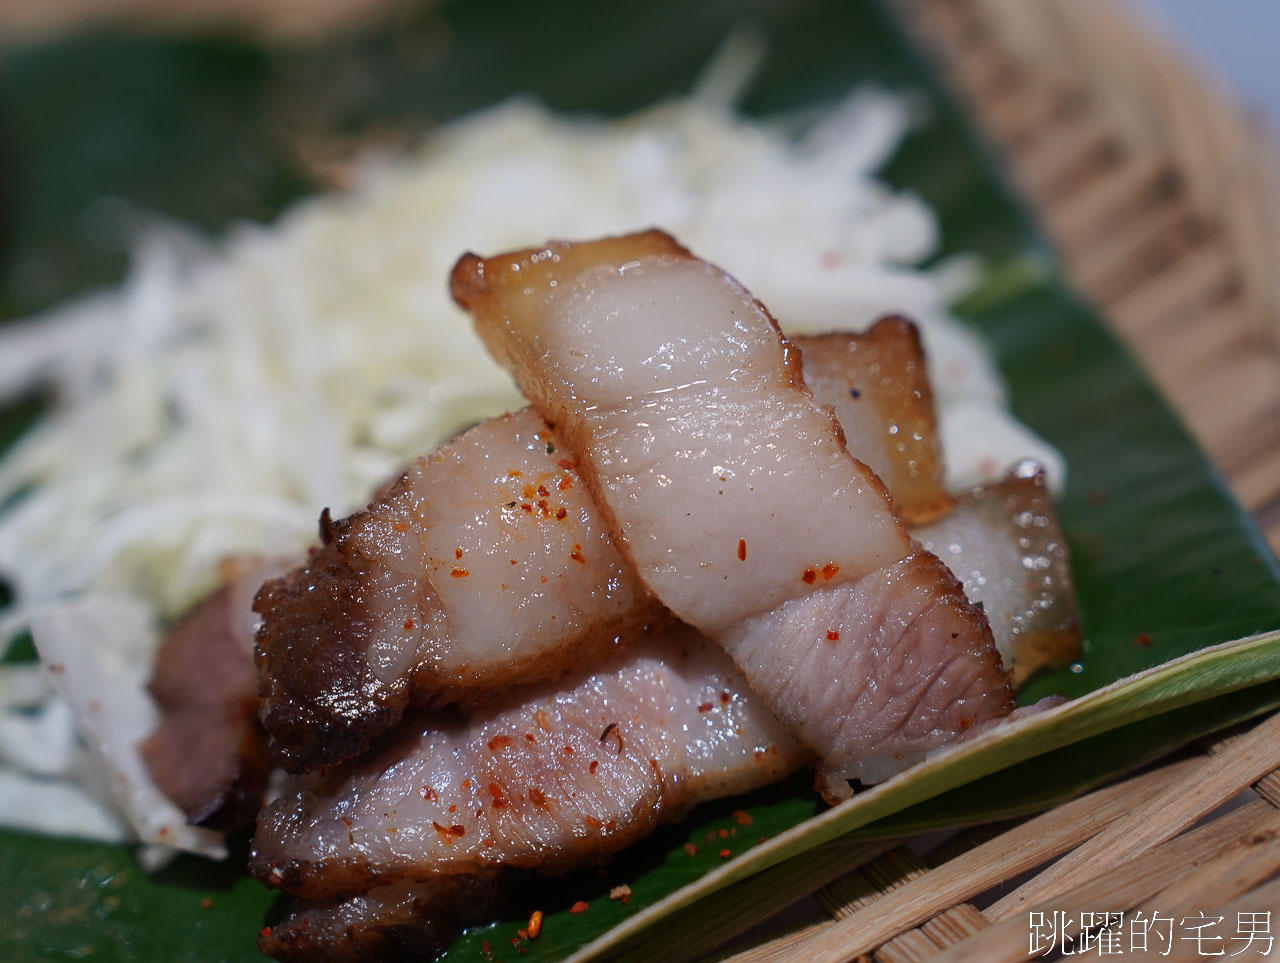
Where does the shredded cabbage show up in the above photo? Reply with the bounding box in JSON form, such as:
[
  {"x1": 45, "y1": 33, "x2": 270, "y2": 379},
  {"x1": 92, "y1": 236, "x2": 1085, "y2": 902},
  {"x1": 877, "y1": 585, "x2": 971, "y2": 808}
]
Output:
[{"x1": 0, "y1": 46, "x2": 1062, "y2": 855}]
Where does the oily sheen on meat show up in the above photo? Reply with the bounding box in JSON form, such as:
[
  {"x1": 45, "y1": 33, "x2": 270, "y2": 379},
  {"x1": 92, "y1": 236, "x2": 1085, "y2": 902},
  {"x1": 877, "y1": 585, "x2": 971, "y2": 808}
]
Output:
[
  {"x1": 254, "y1": 410, "x2": 670, "y2": 772},
  {"x1": 255, "y1": 324, "x2": 950, "y2": 773},
  {"x1": 250, "y1": 631, "x2": 804, "y2": 903},
  {"x1": 451, "y1": 230, "x2": 1015, "y2": 795},
  {"x1": 913, "y1": 464, "x2": 1080, "y2": 684},
  {"x1": 801, "y1": 317, "x2": 951, "y2": 525}
]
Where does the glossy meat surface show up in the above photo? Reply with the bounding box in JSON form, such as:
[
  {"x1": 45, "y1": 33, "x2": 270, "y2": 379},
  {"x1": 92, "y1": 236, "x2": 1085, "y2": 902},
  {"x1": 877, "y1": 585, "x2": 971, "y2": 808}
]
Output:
[
  {"x1": 254, "y1": 410, "x2": 670, "y2": 772},
  {"x1": 250, "y1": 631, "x2": 803, "y2": 902},
  {"x1": 800, "y1": 318, "x2": 950, "y2": 525},
  {"x1": 913, "y1": 464, "x2": 1080, "y2": 684},
  {"x1": 454, "y1": 238, "x2": 912, "y2": 630},
  {"x1": 451, "y1": 231, "x2": 1013, "y2": 790},
  {"x1": 256, "y1": 321, "x2": 942, "y2": 773}
]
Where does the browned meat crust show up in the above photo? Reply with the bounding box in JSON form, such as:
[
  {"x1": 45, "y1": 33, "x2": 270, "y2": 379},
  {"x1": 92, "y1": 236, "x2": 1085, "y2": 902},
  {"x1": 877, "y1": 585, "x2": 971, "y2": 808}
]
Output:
[
  {"x1": 255, "y1": 500, "x2": 674, "y2": 774},
  {"x1": 252, "y1": 528, "x2": 411, "y2": 775},
  {"x1": 799, "y1": 317, "x2": 952, "y2": 525},
  {"x1": 988, "y1": 469, "x2": 1081, "y2": 682},
  {"x1": 260, "y1": 877, "x2": 506, "y2": 963},
  {"x1": 449, "y1": 228, "x2": 692, "y2": 376},
  {"x1": 914, "y1": 466, "x2": 1081, "y2": 684}
]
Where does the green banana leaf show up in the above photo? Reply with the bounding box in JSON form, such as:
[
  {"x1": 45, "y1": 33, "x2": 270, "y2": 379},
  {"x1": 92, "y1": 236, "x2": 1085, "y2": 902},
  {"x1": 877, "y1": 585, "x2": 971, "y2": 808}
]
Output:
[{"x1": 2, "y1": 0, "x2": 1279, "y2": 960}]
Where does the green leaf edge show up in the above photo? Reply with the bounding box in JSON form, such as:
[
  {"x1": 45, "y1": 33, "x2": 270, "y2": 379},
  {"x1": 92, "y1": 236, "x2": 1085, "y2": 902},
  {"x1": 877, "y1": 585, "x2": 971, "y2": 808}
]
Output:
[{"x1": 569, "y1": 627, "x2": 1280, "y2": 960}]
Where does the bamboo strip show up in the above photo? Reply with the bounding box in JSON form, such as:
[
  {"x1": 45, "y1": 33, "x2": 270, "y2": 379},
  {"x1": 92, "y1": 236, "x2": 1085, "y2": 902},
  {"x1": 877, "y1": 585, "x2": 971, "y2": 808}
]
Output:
[
  {"x1": 1214, "y1": 424, "x2": 1280, "y2": 497},
  {"x1": 920, "y1": 904, "x2": 991, "y2": 947},
  {"x1": 1161, "y1": 872, "x2": 1280, "y2": 963},
  {"x1": 1014, "y1": 119, "x2": 1117, "y2": 203},
  {"x1": 1140, "y1": 302, "x2": 1253, "y2": 380},
  {"x1": 817, "y1": 848, "x2": 929, "y2": 920},
  {"x1": 981, "y1": 0, "x2": 1074, "y2": 90},
  {"x1": 987, "y1": 711, "x2": 1280, "y2": 921},
  {"x1": 980, "y1": 78, "x2": 1069, "y2": 151},
  {"x1": 1147, "y1": 805, "x2": 1280, "y2": 912},
  {"x1": 898, "y1": 0, "x2": 969, "y2": 67},
  {"x1": 1105, "y1": 243, "x2": 1236, "y2": 336},
  {"x1": 922, "y1": 820, "x2": 1025, "y2": 867},
  {"x1": 1073, "y1": 807, "x2": 1280, "y2": 961},
  {"x1": 1200, "y1": 411, "x2": 1280, "y2": 498},
  {"x1": 860, "y1": 842, "x2": 996, "y2": 960},
  {"x1": 929, "y1": 799, "x2": 1273, "y2": 963},
  {"x1": 616, "y1": 836, "x2": 898, "y2": 963},
  {"x1": 1203, "y1": 728, "x2": 1280, "y2": 800},
  {"x1": 1058, "y1": 0, "x2": 1149, "y2": 142},
  {"x1": 897, "y1": 0, "x2": 1280, "y2": 345},
  {"x1": 719, "y1": 757, "x2": 1201, "y2": 963},
  {"x1": 989, "y1": 87, "x2": 1098, "y2": 162},
  {"x1": 1067, "y1": 201, "x2": 1197, "y2": 301},
  {"x1": 1146, "y1": 42, "x2": 1239, "y2": 242},
  {"x1": 874, "y1": 926, "x2": 943, "y2": 963},
  {"x1": 1043, "y1": 154, "x2": 1171, "y2": 250},
  {"x1": 709, "y1": 907, "x2": 834, "y2": 962},
  {"x1": 1176, "y1": 353, "x2": 1280, "y2": 459},
  {"x1": 875, "y1": 838, "x2": 998, "y2": 960},
  {"x1": 876, "y1": 904, "x2": 992, "y2": 962},
  {"x1": 945, "y1": 47, "x2": 1014, "y2": 105}
]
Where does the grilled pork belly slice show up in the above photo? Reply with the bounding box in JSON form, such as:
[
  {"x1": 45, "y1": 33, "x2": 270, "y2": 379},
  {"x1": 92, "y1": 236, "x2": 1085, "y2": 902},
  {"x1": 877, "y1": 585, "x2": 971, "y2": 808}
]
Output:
[
  {"x1": 913, "y1": 464, "x2": 1080, "y2": 685},
  {"x1": 730, "y1": 552, "x2": 1005, "y2": 792},
  {"x1": 451, "y1": 231, "x2": 1014, "y2": 794},
  {"x1": 453, "y1": 232, "x2": 912, "y2": 627},
  {"x1": 140, "y1": 562, "x2": 274, "y2": 830},
  {"x1": 800, "y1": 318, "x2": 950, "y2": 525},
  {"x1": 250, "y1": 630, "x2": 804, "y2": 903},
  {"x1": 254, "y1": 410, "x2": 671, "y2": 773},
  {"x1": 256, "y1": 322, "x2": 944, "y2": 773}
]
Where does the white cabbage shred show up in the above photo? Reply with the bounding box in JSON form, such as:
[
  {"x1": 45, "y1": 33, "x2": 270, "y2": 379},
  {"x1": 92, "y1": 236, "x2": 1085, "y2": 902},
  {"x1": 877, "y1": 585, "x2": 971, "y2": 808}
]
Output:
[{"x1": 0, "y1": 49, "x2": 1062, "y2": 855}]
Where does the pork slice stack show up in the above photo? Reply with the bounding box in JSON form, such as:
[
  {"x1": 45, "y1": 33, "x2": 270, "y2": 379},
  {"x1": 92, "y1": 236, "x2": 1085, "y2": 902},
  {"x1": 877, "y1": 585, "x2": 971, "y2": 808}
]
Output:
[
  {"x1": 141, "y1": 228, "x2": 1081, "y2": 960},
  {"x1": 451, "y1": 229, "x2": 1018, "y2": 797},
  {"x1": 252, "y1": 630, "x2": 806, "y2": 961},
  {"x1": 253, "y1": 324, "x2": 955, "y2": 774}
]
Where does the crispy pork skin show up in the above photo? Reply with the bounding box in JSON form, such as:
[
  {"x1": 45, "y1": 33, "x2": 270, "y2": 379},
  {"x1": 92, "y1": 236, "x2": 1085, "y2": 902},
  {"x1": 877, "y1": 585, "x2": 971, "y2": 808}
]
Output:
[
  {"x1": 254, "y1": 410, "x2": 671, "y2": 773},
  {"x1": 255, "y1": 323, "x2": 944, "y2": 773},
  {"x1": 451, "y1": 231, "x2": 1014, "y2": 795},
  {"x1": 913, "y1": 464, "x2": 1080, "y2": 684},
  {"x1": 250, "y1": 630, "x2": 804, "y2": 903},
  {"x1": 140, "y1": 564, "x2": 274, "y2": 830},
  {"x1": 799, "y1": 318, "x2": 950, "y2": 525}
]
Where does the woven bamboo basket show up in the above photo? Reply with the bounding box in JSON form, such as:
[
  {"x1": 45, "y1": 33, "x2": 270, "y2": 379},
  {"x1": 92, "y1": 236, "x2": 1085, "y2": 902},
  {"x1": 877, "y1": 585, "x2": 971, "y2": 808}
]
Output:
[
  {"x1": 890, "y1": 0, "x2": 1280, "y2": 555},
  {"x1": 697, "y1": 3, "x2": 1280, "y2": 958},
  {"x1": 4, "y1": 0, "x2": 1280, "y2": 958}
]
